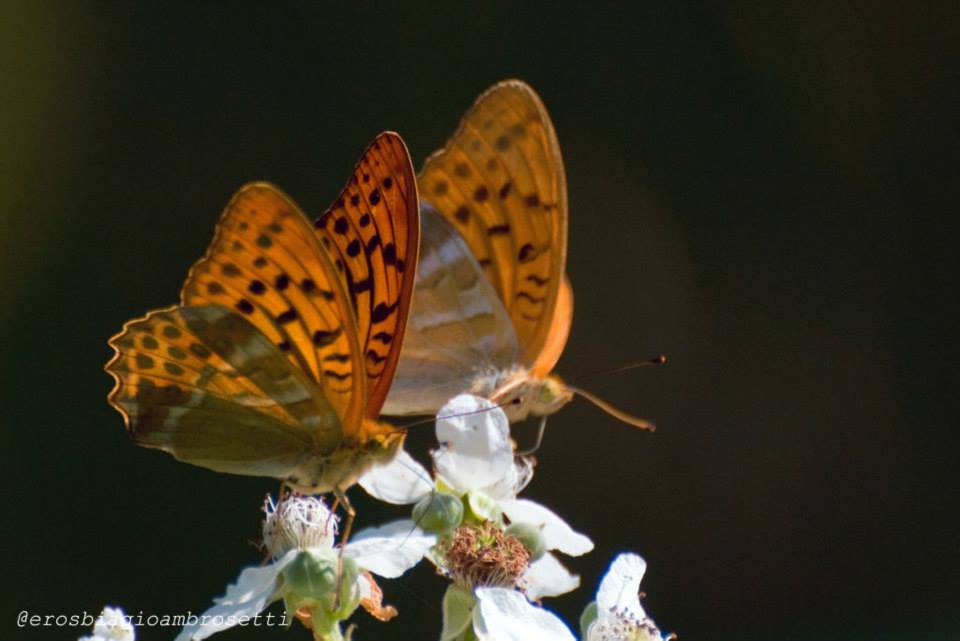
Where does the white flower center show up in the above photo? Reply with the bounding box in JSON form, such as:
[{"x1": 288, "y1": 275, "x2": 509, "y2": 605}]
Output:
[{"x1": 262, "y1": 494, "x2": 336, "y2": 557}]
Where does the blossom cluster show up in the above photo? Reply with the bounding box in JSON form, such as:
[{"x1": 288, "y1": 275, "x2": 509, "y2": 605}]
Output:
[{"x1": 85, "y1": 395, "x2": 671, "y2": 641}]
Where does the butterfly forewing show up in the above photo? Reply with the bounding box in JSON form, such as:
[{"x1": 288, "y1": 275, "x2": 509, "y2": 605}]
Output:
[
  {"x1": 106, "y1": 304, "x2": 344, "y2": 476},
  {"x1": 179, "y1": 183, "x2": 366, "y2": 432},
  {"x1": 311, "y1": 132, "x2": 420, "y2": 418},
  {"x1": 418, "y1": 80, "x2": 568, "y2": 367}
]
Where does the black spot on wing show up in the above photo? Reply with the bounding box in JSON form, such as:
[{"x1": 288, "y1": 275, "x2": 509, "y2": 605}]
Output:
[
  {"x1": 276, "y1": 309, "x2": 298, "y2": 324},
  {"x1": 383, "y1": 243, "x2": 397, "y2": 266},
  {"x1": 371, "y1": 302, "x2": 399, "y2": 324},
  {"x1": 313, "y1": 328, "x2": 342, "y2": 347},
  {"x1": 366, "y1": 350, "x2": 388, "y2": 365},
  {"x1": 518, "y1": 243, "x2": 540, "y2": 263},
  {"x1": 515, "y1": 291, "x2": 546, "y2": 304}
]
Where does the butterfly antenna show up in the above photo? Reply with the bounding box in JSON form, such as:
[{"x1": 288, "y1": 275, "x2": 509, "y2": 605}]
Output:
[
  {"x1": 566, "y1": 385, "x2": 657, "y2": 431},
  {"x1": 578, "y1": 354, "x2": 667, "y2": 381},
  {"x1": 395, "y1": 397, "x2": 523, "y2": 431}
]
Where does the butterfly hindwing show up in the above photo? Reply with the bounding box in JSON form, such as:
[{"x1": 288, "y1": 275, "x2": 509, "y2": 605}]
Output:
[
  {"x1": 382, "y1": 204, "x2": 520, "y2": 415},
  {"x1": 105, "y1": 304, "x2": 343, "y2": 477},
  {"x1": 179, "y1": 182, "x2": 366, "y2": 432},
  {"x1": 418, "y1": 80, "x2": 568, "y2": 367},
  {"x1": 311, "y1": 131, "x2": 420, "y2": 418}
]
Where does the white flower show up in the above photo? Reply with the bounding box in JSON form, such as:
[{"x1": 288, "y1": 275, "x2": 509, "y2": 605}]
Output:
[
  {"x1": 473, "y1": 587, "x2": 575, "y2": 641},
  {"x1": 359, "y1": 394, "x2": 593, "y2": 599},
  {"x1": 440, "y1": 585, "x2": 574, "y2": 641},
  {"x1": 78, "y1": 606, "x2": 134, "y2": 641},
  {"x1": 583, "y1": 554, "x2": 671, "y2": 641},
  {"x1": 175, "y1": 495, "x2": 435, "y2": 641}
]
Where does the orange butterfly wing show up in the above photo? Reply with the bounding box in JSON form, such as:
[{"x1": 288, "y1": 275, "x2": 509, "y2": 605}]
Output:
[
  {"x1": 530, "y1": 274, "x2": 573, "y2": 378},
  {"x1": 179, "y1": 182, "x2": 366, "y2": 432},
  {"x1": 418, "y1": 80, "x2": 569, "y2": 369},
  {"x1": 310, "y1": 132, "x2": 420, "y2": 418}
]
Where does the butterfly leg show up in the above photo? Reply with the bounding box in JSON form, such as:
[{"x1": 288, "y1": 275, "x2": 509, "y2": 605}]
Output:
[
  {"x1": 515, "y1": 415, "x2": 548, "y2": 456},
  {"x1": 332, "y1": 485, "x2": 355, "y2": 609}
]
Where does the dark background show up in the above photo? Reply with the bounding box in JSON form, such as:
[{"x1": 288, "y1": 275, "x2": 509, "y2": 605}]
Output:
[{"x1": 4, "y1": 2, "x2": 958, "y2": 639}]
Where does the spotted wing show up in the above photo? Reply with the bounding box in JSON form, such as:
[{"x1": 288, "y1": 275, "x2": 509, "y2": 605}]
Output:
[
  {"x1": 419, "y1": 80, "x2": 568, "y2": 368},
  {"x1": 180, "y1": 183, "x2": 365, "y2": 432},
  {"x1": 105, "y1": 304, "x2": 343, "y2": 478},
  {"x1": 382, "y1": 204, "x2": 520, "y2": 415},
  {"x1": 310, "y1": 132, "x2": 420, "y2": 418}
]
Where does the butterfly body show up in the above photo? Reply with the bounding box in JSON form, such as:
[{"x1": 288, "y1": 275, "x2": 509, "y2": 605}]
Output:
[
  {"x1": 107, "y1": 133, "x2": 420, "y2": 495},
  {"x1": 283, "y1": 422, "x2": 404, "y2": 494}
]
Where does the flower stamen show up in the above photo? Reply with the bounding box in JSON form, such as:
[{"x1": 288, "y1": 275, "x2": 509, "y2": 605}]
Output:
[{"x1": 441, "y1": 522, "x2": 531, "y2": 589}]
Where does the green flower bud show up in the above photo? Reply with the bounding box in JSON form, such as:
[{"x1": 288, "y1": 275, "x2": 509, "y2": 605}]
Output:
[
  {"x1": 505, "y1": 522, "x2": 547, "y2": 561},
  {"x1": 465, "y1": 490, "x2": 501, "y2": 524},
  {"x1": 413, "y1": 492, "x2": 464, "y2": 535},
  {"x1": 282, "y1": 549, "x2": 339, "y2": 600},
  {"x1": 281, "y1": 550, "x2": 361, "y2": 619}
]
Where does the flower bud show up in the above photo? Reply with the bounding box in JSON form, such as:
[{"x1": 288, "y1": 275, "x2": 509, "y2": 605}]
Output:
[
  {"x1": 413, "y1": 492, "x2": 464, "y2": 535},
  {"x1": 505, "y1": 522, "x2": 547, "y2": 561},
  {"x1": 282, "y1": 549, "x2": 339, "y2": 600},
  {"x1": 282, "y1": 550, "x2": 363, "y2": 621},
  {"x1": 465, "y1": 490, "x2": 501, "y2": 523}
]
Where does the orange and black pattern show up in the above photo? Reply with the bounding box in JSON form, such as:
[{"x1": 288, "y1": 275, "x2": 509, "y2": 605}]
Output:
[
  {"x1": 311, "y1": 132, "x2": 420, "y2": 418},
  {"x1": 418, "y1": 81, "x2": 568, "y2": 367}
]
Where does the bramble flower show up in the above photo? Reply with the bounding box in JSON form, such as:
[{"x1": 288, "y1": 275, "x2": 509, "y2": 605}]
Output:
[
  {"x1": 360, "y1": 394, "x2": 593, "y2": 600},
  {"x1": 440, "y1": 585, "x2": 575, "y2": 641},
  {"x1": 175, "y1": 494, "x2": 435, "y2": 641},
  {"x1": 78, "y1": 606, "x2": 135, "y2": 641},
  {"x1": 580, "y1": 554, "x2": 673, "y2": 641}
]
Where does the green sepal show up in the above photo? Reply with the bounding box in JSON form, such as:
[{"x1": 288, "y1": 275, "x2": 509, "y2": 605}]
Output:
[{"x1": 440, "y1": 583, "x2": 476, "y2": 641}]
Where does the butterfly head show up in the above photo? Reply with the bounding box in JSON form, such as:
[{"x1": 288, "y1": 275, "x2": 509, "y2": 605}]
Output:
[
  {"x1": 531, "y1": 374, "x2": 575, "y2": 417},
  {"x1": 493, "y1": 369, "x2": 574, "y2": 422}
]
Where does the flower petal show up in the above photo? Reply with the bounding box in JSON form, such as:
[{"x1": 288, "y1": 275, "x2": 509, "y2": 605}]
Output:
[
  {"x1": 473, "y1": 587, "x2": 575, "y2": 641},
  {"x1": 434, "y1": 395, "x2": 513, "y2": 492},
  {"x1": 174, "y1": 552, "x2": 293, "y2": 641},
  {"x1": 344, "y1": 519, "x2": 436, "y2": 578},
  {"x1": 595, "y1": 553, "x2": 647, "y2": 620},
  {"x1": 524, "y1": 552, "x2": 581, "y2": 600},
  {"x1": 481, "y1": 457, "x2": 534, "y2": 501},
  {"x1": 501, "y1": 499, "x2": 594, "y2": 556},
  {"x1": 358, "y1": 448, "x2": 433, "y2": 505}
]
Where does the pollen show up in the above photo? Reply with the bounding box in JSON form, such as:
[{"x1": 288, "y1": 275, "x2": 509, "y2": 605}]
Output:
[{"x1": 441, "y1": 522, "x2": 530, "y2": 589}]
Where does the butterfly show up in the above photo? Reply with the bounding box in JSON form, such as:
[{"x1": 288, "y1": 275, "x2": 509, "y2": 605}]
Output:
[
  {"x1": 105, "y1": 132, "x2": 420, "y2": 513},
  {"x1": 382, "y1": 80, "x2": 654, "y2": 439}
]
